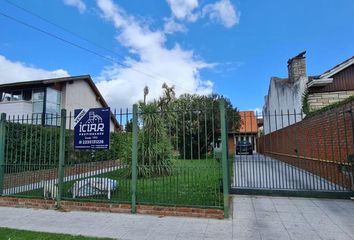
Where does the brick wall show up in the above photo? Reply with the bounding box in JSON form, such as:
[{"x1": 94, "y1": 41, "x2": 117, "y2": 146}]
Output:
[
  {"x1": 0, "y1": 197, "x2": 224, "y2": 219},
  {"x1": 228, "y1": 134, "x2": 235, "y2": 155},
  {"x1": 258, "y1": 101, "x2": 354, "y2": 189}
]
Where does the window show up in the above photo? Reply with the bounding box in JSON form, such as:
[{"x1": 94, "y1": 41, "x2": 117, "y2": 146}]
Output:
[
  {"x1": 12, "y1": 91, "x2": 22, "y2": 101},
  {"x1": 1, "y1": 92, "x2": 12, "y2": 102},
  {"x1": 0, "y1": 89, "x2": 33, "y2": 102},
  {"x1": 33, "y1": 89, "x2": 44, "y2": 101},
  {"x1": 33, "y1": 101, "x2": 44, "y2": 113},
  {"x1": 23, "y1": 89, "x2": 32, "y2": 101},
  {"x1": 46, "y1": 88, "x2": 60, "y2": 104},
  {"x1": 32, "y1": 89, "x2": 45, "y2": 125},
  {"x1": 45, "y1": 88, "x2": 61, "y2": 126}
]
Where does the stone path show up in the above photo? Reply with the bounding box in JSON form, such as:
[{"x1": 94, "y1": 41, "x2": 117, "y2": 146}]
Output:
[{"x1": 0, "y1": 195, "x2": 353, "y2": 240}]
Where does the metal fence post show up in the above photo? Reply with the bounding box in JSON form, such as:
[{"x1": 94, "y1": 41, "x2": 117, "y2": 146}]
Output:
[
  {"x1": 0, "y1": 113, "x2": 6, "y2": 196},
  {"x1": 219, "y1": 99, "x2": 230, "y2": 218},
  {"x1": 131, "y1": 104, "x2": 138, "y2": 213},
  {"x1": 57, "y1": 109, "x2": 66, "y2": 207}
]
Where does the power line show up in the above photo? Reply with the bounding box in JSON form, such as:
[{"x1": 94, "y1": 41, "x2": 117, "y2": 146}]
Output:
[{"x1": 1, "y1": 2, "x2": 196, "y2": 94}]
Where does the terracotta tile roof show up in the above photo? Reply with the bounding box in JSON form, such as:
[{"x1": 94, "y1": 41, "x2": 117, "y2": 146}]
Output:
[{"x1": 238, "y1": 111, "x2": 258, "y2": 134}]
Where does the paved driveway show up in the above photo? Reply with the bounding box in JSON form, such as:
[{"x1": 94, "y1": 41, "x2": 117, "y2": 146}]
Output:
[
  {"x1": 0, "y1": 195, "x2": 353, "y2": 239},
  {"x1": 232, "y1": 154, "x2": 346, "y2": 191}
]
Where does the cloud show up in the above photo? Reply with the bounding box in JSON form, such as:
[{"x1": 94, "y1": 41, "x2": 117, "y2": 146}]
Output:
[
  {"x1": 202, "y1": 0, "x2": 240, "y2": 28},
  {"x1": 94, "y1": 0, "x2": 214, "y2": 109},
  {"x1": 164, "y1": 0, "x2": 239, "y2": 29},
  {"x1": 0, "y1": 55, "x2": 69, "y2": 84},
  {"x1": 166, "y1": 0, "x2": 199, "y2": 22},
  {"x1": 63, "y1": 0, "x2": 87, "y2": 13},
  {"x1": 163, "y1": 18, "x2": 187, "y2": 34},
  {"x1": 253, "y1": 108, "x2": 263, "y2": 117}
]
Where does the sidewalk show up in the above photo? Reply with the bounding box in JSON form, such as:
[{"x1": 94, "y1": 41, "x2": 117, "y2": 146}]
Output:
[{"x1": 0, "y1": 195, "x2": 353, "y2": 240}]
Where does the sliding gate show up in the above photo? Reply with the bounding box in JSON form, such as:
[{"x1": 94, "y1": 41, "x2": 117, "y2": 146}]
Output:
[{"x1": 230, "y1": 108, "x2": 354, "y2": 198}]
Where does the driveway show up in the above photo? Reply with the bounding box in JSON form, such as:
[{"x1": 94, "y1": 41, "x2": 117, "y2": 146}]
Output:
[
  {"x1": 0, "y1": 195, "x2": 353, "y2": 239},
  {"x1": 232, "y1": 154, "x2": 346, "y2": 191}
]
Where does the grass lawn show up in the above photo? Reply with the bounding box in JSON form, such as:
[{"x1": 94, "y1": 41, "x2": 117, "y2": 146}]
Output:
[
  {"x1": 0, "y1": 227, "x2": 113, "y2": 240},
  {"x1": 16, "y1": 159, "x2": 223, "y2": 208}
]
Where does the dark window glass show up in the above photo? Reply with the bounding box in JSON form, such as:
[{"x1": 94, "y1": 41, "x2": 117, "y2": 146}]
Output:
[
  {"x1": 23, "y1": 89, "x2": 32, "y2": 101},
  {"x1": 12, "y1": 91, "x2": 22, "y2": 101}
]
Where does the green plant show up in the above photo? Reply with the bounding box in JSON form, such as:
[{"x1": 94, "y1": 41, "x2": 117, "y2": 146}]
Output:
[
  {"x1": 137, "y1": 102, "x2": 173, "y2": 177},
  {"x1": 302, "y1": 90, "x2": 310, "y2": 115}
]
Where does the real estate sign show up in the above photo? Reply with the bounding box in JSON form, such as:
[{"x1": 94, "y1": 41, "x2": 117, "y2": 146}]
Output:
[{"x1": 74, "y1": 107, "x2": 110, "y2": 150}]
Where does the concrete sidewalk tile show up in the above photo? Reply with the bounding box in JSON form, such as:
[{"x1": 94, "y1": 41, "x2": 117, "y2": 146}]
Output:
[
  {"x1": 145, "y1": 232, "x2": 178, "y2": 240},
  {"x1": 233, "y1": 204, "x2": 254, "y2": 214},
  {"x1": 204, "y1": 221, "x2": 232, "y2": 239},
  {"x1": 120, "y1": 228, "x2": 155, "y2": 240},
  {"x1": 258, "y1": 229, "x2": 291, "y2": 240},
  {"x1": 277, "y1": 212, "x2": 306, "y2": 223},
  {"x1": 255, "y1": 211, "x2": 282, "y2": 223},
  {"x1": 233, "y1": 210, "x2": 256, "y2": 220},
  {"x1": 253, "y1": 204, "x2": 276, "y2": 212},
  {"x1": 290, "y1": 197, "x2": 317, "y2": 207},
  {"x1": 179, "y1": 222, "x2": 208, "y2": 234},
  {"x1": 175, "y1": 231, "x2": 205, "y2": 240},
  {"x1": 233, "y1": 226, "x2": 261, "y2": 240},
  {"x1": 274, "y1": 203, "x2": 299, "y2": 212}
]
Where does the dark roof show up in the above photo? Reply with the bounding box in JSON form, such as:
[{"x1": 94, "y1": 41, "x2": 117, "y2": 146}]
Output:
[
  {"x1": 0, "y1": 75, "x2": 120, "y2": 130},
  {"x1": 313, "y1": 56, "x2": 354, "y2": 79}
]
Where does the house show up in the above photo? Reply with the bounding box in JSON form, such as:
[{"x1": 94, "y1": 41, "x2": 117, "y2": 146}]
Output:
[
  {"x1": 307, "y1": 56, "x2": 354, "y2": 111},
  {"x1": 228, "y1": 111, "x2": 258, "y2": 154},
  {"x1": 263, "y1": 52, "x2": 308, "y2": 134},
  {"x1": 0, "y1": 75, "x2": 119, "y2": 131},
  {"x1": 263, "y1": 52, "x2": 354, "y2": 134}
]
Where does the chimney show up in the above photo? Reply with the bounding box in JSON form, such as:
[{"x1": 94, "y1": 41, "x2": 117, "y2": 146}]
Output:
[{"x1": 287, "y1": 51, "x2": 307, "y2": 82}]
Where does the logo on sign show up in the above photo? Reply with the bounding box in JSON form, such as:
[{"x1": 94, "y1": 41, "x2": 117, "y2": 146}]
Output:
[
  {"x1": 74, "y1": 108, "x2": 110, "y2": 150},
  {"x1": 79, "y1": 112, "x2": 104, "y2": 133}
]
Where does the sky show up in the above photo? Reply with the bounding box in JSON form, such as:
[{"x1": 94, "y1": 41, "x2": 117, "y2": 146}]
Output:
[{"x1": 0, "y1": 0, "x2": 354, "y2": 111}]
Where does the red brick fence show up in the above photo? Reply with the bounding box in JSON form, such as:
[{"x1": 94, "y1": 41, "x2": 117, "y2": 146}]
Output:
[{"x1": 258, "y1": 101, "x2": 354, "y2": 190}]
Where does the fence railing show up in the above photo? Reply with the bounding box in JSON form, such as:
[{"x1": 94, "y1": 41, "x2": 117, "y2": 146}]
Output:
[
  {"x1": 0, "y1": 100, "x2": 230, "y2": 217},
  {"x1": 231, "y1": 105, "x2": 354, "y2": 195}
]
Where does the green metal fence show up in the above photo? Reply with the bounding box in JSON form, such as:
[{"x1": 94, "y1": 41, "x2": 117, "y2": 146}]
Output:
[{"x1": 0, "y1": 100, "x2": 230, "y2": 216}]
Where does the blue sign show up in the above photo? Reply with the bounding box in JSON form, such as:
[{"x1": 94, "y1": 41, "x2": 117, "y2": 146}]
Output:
[{"x1": 74, "y1": 107, "x2": 110, "y2": 150}]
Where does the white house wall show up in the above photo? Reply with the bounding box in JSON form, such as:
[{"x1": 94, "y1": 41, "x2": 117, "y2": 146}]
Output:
[
  {"x1": 0, "y1": 101, "x2": 33, "y2": 118},
  {"x1": 263, "y1": 76, "x2": 307, "y2": 134},
  {"x1": 61, "y1": 80, "x2": 116, "y2": 131}
]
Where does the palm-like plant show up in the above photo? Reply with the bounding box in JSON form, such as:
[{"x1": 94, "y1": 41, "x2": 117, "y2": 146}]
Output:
[{"x1": 138, "y1": 101, "x2": 173, "y2": 177}]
